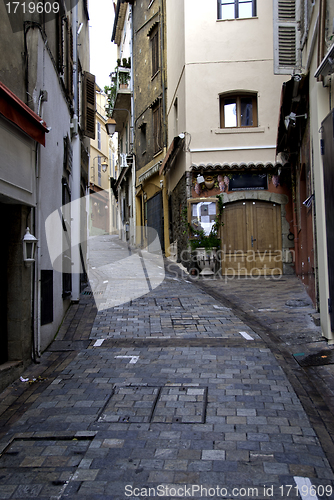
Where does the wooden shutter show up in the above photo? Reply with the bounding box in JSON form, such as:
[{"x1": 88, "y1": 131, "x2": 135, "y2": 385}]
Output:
[
  {"x1": 153, "y1": 102, "x2": 162, "y2": 153},
  {"x1": 56, "y1": 15, "x2": 64, "y2": 75},
  {"x1": 151, "y1": 29, "x2": 159, "y2": 76},
  {"x1": 274, "y1": 0, "x2": 300, "y2": 74},
  {"x1": 83, "y1": 71, "x2": 96, "y2": 139},
  {"x1": 67, "y1": 24, "x2": 74, "y2": 99}
]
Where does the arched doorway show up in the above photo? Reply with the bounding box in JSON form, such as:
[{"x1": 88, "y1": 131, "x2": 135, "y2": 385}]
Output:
[{"x1": 221, "y1": 199, "x2": 282, "y2": 276}]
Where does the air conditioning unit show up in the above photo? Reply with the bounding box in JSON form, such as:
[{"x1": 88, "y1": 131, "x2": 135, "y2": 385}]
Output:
[
  {"x1": 70, "y1": 115, "x2": 78, "y2": 135},
  {"x1": 120, "y1": 153, "x2": 128, "y2": 168}
]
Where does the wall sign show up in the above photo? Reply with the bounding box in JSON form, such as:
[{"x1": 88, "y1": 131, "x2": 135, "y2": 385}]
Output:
[{"x1": 229, "y1": 173, "x2": 268, "y2": 191}]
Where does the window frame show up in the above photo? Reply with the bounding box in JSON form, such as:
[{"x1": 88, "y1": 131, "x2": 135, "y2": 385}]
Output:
[
  {"x1": 98, "y1": 156, "x2": 102, "y2": 186},
  {"x1": 150, "y1": 27, "x2": 160, "y2": 78},
  {"x1": 217, "y1": 0, "x2": 257, "y2": 20},
  {"x1": 97, "y1": 122, "x2": 101, "y2": 150},
  {"x1": 152, "y1": 101, "x2": 162, "y2": 154},
  {"x1": 219, "y1": 92, "x2": 258, "y2": 129}
]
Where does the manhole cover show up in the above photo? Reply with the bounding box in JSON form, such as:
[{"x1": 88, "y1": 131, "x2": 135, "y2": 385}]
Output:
[
  {"x1": 98, "y1": 386, "x2": 208, "y2": 424},
  {"x1": 285, "y1": 299, "x2": 310, "y2": 307},
  {"x1": 98, "y1": 386, "x2": 160, "y2": 423},
  {"x1": 293, "y1": 349, "x2": 334, "y2": 367},
  {"x1": 152, "y1": 386, "x2": 207, "y2": 424}
]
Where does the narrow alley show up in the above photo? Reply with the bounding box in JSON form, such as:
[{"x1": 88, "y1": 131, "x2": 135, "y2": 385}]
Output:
[{"x1": 0, "y1": 235, "x2": 333, "y2": 500}]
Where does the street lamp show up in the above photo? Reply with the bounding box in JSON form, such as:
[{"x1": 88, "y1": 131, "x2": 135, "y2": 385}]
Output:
[
  {"x1": 105, "y1": 118, "x2": 116, "y2": 136},
  {"x1": 91, "y1": 155, "x2": 109, "y2": 184},
  {"x1": 23, "y1": 227, "x2": 38, "y2": 266},
  {"x1": 107, "y1": 108, "x2": 132, "y2": 150}
]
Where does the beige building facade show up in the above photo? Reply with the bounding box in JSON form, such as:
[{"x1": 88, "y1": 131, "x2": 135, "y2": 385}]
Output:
[
  {"x1": 163, "y1": 0, "x2": 292, "y2": 274},
  {"x1": 89, "y1": 86, "x2": 118, "y2": 236}
]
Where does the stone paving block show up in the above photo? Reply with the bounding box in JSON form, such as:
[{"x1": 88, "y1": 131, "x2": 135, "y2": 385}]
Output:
[{"x1": 202, "y1": 449, "x2": 226, "y2": 460}]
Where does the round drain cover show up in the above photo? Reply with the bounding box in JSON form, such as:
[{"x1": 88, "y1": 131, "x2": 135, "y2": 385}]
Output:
[{"x1": 285, "y1": 299, "x2": 309, "y2": 307}]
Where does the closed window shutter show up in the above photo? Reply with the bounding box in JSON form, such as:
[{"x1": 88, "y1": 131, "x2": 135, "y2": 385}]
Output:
[
  {"x1": 274, "y1": 0, "x2": 300, "y2": 74},
  {"x1": 67, "y1": 25, "x2": 74, "y2": 99},
  {"x1": 151, "y1": 30, "x2": 159, "y2": 76},
  {"x1": 83, "y1": 71, "x2": 96, "y2": 139}
]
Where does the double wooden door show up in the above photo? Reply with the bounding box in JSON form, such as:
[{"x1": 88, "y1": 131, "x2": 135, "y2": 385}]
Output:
[{"x1": 221, "y1": 200, "x2": 282, "y2": 276}]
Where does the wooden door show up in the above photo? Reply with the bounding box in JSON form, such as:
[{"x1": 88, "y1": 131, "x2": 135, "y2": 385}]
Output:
[{"x1": 221, "y1": 200, "x2": 282, "y2": 276}]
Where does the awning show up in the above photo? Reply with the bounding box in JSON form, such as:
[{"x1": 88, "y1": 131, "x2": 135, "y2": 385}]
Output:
[
  {"x1": 115, "y1": 165, "x2": 130, "y2": 190},
  {"x1": 191, "y1": 161, "x2": 287, "y2": 171},
  {"x1": 159, "y1": 134, "x2": 184, "y2": 175},
  {"x1": 138, "y1": 160, "x2": 162, "y2": 184},
  {"x1": 314, "y1": 42, "x2": 334, "y2": 78},
  {"x1": 0, "y1": 82, "x2": 49, "y2": 146},
  {"x1": 276, "y1": 74, "x2": 308, "y2": 156}
]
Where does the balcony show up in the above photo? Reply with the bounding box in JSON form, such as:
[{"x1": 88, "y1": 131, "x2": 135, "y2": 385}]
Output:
[{"x1": 110, "y1": 66, "x2": 132, "y2": 133}]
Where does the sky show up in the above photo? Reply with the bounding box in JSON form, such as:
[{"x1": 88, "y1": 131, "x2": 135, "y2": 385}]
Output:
[{"x1": 89, "y1": 0, "x2": 117, "y2": 90}]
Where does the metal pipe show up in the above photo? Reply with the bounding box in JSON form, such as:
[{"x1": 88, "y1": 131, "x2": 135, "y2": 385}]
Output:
[{"x1": 317, "y1": 0, "x2": 326, "y2": 82}]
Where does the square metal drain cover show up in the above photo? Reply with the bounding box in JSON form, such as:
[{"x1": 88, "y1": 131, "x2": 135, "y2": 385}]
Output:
[
  {"x1": 293, "y1": 349, "x2": 334, "y2": 367},
  {"x1": 98, "y1": 386, "x2": 208, "y2": 424},
  {"x1": 98, "y1": 386, "x2": 160, "y2": 423},
  {"x1": 152, "y1": 386, "x2": 207, "y2": 424}
]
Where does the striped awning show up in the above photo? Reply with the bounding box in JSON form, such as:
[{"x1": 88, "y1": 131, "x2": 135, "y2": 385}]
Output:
[{"x1": 191, "y1": 161, "x2": 287, "y2": 171}]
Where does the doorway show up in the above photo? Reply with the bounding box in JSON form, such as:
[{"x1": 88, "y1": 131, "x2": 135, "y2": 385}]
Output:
[
  {"x1": 221, "y1": 200, "x2": 282, "y2": 276},
  {"x1": 146, "y1": 191, "x2": 164, "y2": 252}
]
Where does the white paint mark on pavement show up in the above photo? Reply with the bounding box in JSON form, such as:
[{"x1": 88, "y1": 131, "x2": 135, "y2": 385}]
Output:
[
  {"x1": 294, "y1": 477, "x2": 319, "y2": 500},
  {"x1": 213, "y1": 305, "x2": 231, "y2": 310},
  {"x1": 239, "y1": 331, "x2": 254, "y2": 340},
  {"x1": 103, "y1": 280, "x2": 108, "y2": 283},
  {"x1": 115, "y1": 355, "x2": 139, "y2": 364},
  {"x1": 94, "y1": 339, "x2": 105, "y2": 347},
  {"x1": 258, "y1": 308, "x2": 277, "y2": 312}
]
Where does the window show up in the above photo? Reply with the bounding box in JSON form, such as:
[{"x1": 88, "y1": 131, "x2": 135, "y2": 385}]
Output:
[
  {"x1": 150, "y1": 28, "x2": 159, "y2": 77},
  {"x1": 153, "y1": 101, "x2": 162, "y2": 153},
  {"x1": 97, "y1": 122, "x2": 101, "y2": 150},
  {"x1": 218, "y1": 0, "x2": 256, "y2": 20},
  {"x1": 82, "y1": 71, "x2": 96, "y2": 139},
  {"x1": 273, "y1": 0, "x2": 299, "y2": 74},
  {"x1": 139, "y1": 123, "x2": 147, "y2": 154},
  {"x1": 98, "y1": 157, "x2": 101, "y2": 186},
  {"x1": 220, "y1": 93, "x2": 257, "y2": 128}
]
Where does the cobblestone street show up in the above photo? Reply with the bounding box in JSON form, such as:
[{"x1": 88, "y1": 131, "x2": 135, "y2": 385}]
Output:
[{"x1": 0, "y1": 235, "x2": 334, "y2": 499}]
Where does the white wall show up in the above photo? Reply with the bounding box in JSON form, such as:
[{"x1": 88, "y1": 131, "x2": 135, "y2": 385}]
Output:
[{"x1": 31, "y1": 30, "x2": 73, "y2": 352}]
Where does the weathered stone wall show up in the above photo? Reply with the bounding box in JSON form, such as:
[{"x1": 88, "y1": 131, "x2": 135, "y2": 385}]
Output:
[{"x1": 169, "y1": 173, "x2": 191, "y2": 268}]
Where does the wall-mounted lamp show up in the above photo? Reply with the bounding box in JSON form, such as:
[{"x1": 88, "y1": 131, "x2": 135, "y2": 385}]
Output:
[
  {"x1": 23, "y1": 227, "x2": 38, "y2": 266},
  {"x1": 105, "y1": 118, "x2": 116, "y2": 136},
  {"x1": 284, "y1": 112, "x2": 307, "y2": 130},
  {"x1": 102, "y1": 159, "x2": 108, "y2": 173},
  {"x1": 160, "y1": 179, "x2": 163, "y2": 188}
]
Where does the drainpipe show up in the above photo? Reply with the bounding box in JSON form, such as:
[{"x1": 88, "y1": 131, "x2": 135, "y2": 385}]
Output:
[
  {"x1": 130, "y1": 3, "x2": 136, "y2": 246},
  {"x1": 71, "y1": 2, "x2": 81, "y2": 301},
  {"x1": 317, "y1": 0, "x2": 326, "y2": 82},
  {"x1": 160, "y1": 0, "x2": 166, "y2": 149},
  {"x1": 292, "y1": 167, "x2": 300, "y2": 276}
]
